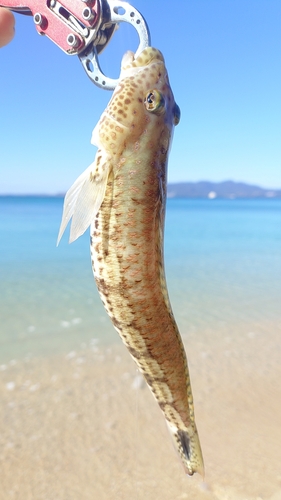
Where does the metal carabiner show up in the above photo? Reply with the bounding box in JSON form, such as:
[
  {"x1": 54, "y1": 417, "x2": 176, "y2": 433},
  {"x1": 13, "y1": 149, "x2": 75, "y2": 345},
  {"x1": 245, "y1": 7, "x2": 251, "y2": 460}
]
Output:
[{"x1": 79, "y1": 0, "x2": 151, "y2": 90}]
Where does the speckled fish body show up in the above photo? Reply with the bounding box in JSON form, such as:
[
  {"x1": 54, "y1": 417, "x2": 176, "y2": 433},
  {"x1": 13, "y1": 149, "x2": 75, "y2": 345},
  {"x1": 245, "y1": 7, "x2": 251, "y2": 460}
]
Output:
[{"x1": 58, "y1": 47, "x2": 204, "y2": 476}]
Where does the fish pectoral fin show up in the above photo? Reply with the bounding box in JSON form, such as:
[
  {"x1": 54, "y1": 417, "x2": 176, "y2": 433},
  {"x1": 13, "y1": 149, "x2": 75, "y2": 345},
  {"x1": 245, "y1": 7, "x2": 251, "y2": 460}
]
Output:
[{"x1": 57, "y1": 151, "x2": 110, "y2": 245}]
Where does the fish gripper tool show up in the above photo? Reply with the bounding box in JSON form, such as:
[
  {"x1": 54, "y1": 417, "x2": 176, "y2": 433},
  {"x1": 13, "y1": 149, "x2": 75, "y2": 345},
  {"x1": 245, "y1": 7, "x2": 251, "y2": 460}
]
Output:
[{"x1": 0, "y1": 0, "x2": 151, "y2": 89}]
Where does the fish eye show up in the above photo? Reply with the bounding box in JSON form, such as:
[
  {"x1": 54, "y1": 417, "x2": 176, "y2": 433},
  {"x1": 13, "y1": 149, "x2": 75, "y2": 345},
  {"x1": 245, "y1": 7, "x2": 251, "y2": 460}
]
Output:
[
  {"x1": 144, "y1": 90, "x2": 165, "y2": 114},
  {"x1": 173, "y1": 103, "x2": 181, "y2": 125}
]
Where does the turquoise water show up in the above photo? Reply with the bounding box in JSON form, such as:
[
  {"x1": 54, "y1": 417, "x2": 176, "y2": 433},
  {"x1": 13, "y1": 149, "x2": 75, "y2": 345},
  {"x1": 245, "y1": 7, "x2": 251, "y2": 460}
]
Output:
[{"x1": 1, "y1": 196, "x2": 280, "y2": 362}]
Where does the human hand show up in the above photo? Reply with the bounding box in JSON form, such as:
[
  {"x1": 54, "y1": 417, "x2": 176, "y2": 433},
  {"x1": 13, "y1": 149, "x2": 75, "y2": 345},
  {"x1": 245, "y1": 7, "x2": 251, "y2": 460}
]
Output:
[{"x1": 0, "y1": 8, "x2": 15, "y2": 47}]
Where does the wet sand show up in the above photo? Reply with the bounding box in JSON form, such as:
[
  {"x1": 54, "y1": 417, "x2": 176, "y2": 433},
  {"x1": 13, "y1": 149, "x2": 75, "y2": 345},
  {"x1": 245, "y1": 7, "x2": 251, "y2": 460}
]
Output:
[{"x1": 1, "y1": 324, "x2": 281, "y2": 500}]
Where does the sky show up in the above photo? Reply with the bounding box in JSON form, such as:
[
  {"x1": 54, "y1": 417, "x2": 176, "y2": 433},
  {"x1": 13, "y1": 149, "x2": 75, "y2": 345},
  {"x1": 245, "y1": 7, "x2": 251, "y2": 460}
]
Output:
[{"x1": 0, "y1": 0, "x2": 280, "y2": 194}]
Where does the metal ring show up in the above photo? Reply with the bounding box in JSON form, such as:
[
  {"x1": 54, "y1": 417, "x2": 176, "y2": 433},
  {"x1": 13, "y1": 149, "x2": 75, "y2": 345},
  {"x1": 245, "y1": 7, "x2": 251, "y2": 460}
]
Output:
[{"x1": 79, "y1": 0, "x2": 151, "y2": 90}]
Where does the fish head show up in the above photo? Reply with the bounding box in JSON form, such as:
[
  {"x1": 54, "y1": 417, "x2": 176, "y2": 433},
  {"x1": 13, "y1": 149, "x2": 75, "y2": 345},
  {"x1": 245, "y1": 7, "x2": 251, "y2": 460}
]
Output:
[{"x1": 91, "y1": 47, "x2": 180, "y2": 155}]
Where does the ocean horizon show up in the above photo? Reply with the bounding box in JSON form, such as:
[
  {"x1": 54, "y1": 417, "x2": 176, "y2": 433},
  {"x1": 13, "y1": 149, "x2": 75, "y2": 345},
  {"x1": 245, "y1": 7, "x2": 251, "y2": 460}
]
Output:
[{"x1": 1, "y1": 176, "x2": 281, "y2": 199}]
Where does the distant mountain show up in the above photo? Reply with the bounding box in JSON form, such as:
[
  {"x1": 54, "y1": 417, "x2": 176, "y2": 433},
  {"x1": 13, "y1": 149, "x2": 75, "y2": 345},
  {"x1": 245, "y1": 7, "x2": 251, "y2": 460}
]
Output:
[
  {"x1": 1, "y1": 181, "x2": 281, "y2": 199},
  {"x1": 167, "y1": 181, "x2": 281, "y2": 199}
]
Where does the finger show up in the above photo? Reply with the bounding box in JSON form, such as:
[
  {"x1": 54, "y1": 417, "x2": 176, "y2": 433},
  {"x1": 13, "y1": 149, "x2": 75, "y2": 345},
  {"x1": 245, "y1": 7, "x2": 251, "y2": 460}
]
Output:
[{"x1": 0, "y1": 8, "x2": 15, "y2": 48}]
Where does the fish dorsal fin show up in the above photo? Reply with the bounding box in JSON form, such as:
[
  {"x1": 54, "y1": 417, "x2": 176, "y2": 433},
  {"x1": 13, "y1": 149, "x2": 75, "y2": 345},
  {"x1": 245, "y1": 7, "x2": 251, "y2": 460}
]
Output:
[{"x1": 57, "y1": 150, "x2": 110, "y2": 245}]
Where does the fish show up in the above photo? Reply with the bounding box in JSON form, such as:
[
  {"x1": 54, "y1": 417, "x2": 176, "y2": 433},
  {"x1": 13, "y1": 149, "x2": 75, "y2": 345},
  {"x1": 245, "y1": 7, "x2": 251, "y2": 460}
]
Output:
[{"x1": 57, "y1": 46, "x2": 204, "y2": 476}]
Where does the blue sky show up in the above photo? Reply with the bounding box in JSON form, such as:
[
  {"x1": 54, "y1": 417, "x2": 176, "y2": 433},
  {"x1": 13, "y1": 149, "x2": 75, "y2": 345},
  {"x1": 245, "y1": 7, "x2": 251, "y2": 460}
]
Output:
[{"x1": 0, "y1": 0, "x2": 280, "y2": 194}]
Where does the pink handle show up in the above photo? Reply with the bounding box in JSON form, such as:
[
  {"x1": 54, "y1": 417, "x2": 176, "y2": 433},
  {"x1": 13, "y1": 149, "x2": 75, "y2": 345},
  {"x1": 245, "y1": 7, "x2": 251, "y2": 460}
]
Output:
[{"x1": 1, "y1": 0, "x2": 100, "y2": 54}]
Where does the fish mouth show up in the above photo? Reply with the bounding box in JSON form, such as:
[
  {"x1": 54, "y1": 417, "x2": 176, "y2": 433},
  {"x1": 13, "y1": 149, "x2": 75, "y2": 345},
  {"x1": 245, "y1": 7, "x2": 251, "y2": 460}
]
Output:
[
  {"x1": 134, "y1": 47, "x2": 165, "y2": 67},
  {"x1": 121, "y1": 47, "x2": 165, "y2": 75}
]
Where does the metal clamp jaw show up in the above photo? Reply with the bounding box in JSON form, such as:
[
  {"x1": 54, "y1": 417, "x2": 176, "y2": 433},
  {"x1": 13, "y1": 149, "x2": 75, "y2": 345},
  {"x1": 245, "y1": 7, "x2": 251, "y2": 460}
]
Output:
[{"x1": 0, "y1": 0, "x2": 150, "y2": 89}]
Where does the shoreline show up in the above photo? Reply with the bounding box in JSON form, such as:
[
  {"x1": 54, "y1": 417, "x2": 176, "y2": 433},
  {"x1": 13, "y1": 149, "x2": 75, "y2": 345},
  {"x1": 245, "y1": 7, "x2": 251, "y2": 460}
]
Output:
[{"x1": 1, "y1": 327, "x2": 281, "y2": 500}]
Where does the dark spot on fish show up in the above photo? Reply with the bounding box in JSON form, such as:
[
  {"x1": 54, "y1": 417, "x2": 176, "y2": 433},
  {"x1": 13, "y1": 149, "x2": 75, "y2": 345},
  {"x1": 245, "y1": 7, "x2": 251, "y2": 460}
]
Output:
[
  {"x1": 143, "y1": 373, "x2": 163, "y2": 385},
  {"x1": 96, "y1": 277, "x2": 109, "y2": 297},
  {"x1": 127, "y1": 346, "x2": 142, "y2": 359},
  {"x1": 131, "y1": 197, "x2": 142, "y2": 205},
  {"x1": 177, "y1": 430, "x2": 191, "y2": 460},
  {"x1": 111, "y1": 316, "x2": 122, "y2": 329}
]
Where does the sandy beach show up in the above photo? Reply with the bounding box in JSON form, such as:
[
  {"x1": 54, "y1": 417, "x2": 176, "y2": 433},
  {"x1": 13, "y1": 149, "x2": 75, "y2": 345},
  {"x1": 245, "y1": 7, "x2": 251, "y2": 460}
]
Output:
[{"x1": 1, "y1": 321, "x2": 281, "y2": 500}]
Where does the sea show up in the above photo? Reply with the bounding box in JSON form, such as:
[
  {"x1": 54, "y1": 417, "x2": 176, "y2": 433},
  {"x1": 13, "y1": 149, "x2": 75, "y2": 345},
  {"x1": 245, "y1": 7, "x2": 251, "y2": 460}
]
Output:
[{"x1": 1, "y1": 196, "x2": 280, "y2": 363}]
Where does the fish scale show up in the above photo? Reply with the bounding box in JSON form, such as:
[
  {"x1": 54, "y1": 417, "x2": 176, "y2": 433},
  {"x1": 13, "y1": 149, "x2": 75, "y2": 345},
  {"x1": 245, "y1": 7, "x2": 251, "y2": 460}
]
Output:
[{"x1": 58, "y1": 47, "x2": 204, "y2": 476}]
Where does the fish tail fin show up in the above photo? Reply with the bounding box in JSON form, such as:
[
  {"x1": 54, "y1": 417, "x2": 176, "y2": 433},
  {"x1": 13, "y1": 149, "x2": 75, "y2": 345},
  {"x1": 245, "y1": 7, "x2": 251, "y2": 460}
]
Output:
[{"x1": 168, "y1": 424, "x2": 204, "y2": 477}]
